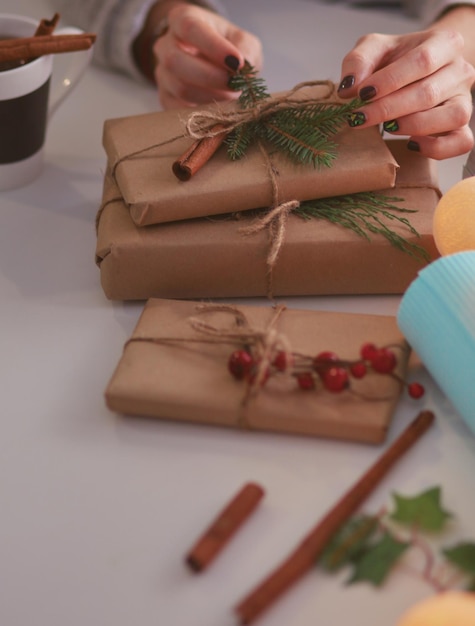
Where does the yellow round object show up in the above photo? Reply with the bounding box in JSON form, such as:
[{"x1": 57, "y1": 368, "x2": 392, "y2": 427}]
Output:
[
  {"x1": 397, "y1": 592, "x2": 475, "y2": 626},
  {"x1": 433, "y1": 177, "x2": 475, "y2": 255}
]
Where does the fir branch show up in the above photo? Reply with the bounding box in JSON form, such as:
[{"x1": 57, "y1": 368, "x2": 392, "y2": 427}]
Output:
[
  {"x1": 295, "y1": 192, "x2": 430, "y2": 262},
  {"x1": 263, "y1": 120, "x2": 337, "y2": 168},
  {"x1": 227, "y1": 60, "x2": 270, "y2": 108},
  {"x1": 225, "y1": 62, "x2": 363, "y2": 166},
  {"x1": 225, "y1": 122, "x2": 261, "y2": 161},
  {"x1": 271, "y1": 98, "x2": 363, "y2": 138}
]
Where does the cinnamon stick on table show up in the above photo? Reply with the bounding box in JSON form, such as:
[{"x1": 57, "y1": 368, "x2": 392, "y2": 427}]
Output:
[
  {"x1": 235, "y1": 410, "x2": 435, "y2": 625},
  {"x1": 172, "y1": 123, "x2": 228, "y2": 181},
  {"x1": 186, "y1": 482, "x2": 265, "y2": 572},
  {"x1": 0, "y1": 33, "x2": 96, "y2": 65}
]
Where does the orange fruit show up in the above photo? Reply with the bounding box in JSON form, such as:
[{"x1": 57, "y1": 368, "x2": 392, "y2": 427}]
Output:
[{"x1": 433, "y1": 177, "x2": 475, "y2": 255}]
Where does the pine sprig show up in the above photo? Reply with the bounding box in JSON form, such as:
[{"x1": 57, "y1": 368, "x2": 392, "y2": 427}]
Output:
[
  {"x1": 227, "y1": 61, "x2": 270, "y2": 108},
  {"x1": 225, "y1": 61, "x2": 363, "y2": 168},
  {"x1": 225, "y1": 64, "x2": 428, "y2": 263},
  {"x1": 263, "y1": 120, "x2": 337, "y2": 168},
  {"x1": 295, "y1": 192, "x2": 430, "y2": 262}
]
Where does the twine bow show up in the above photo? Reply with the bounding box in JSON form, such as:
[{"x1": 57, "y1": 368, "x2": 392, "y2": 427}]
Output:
[{"x1": 126, "y1": 303, "x2": 290, "y2": 428}]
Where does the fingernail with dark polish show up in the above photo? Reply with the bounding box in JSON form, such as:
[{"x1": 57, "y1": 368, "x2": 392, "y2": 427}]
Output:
[
  {"x1": 225, "y1": 55, "x2": 239, "y2": 71},
  {"x1": 359, "y1": 85, "x2": 377, "y2": 101},
  {"x1": 407, "y1": 140, "x2": 421, "y2": 152},
  {"x1": 383, "y1": 119, "x2": 399, "y2": 133},
  {"x1": 338, "y1": 75, "x2": 355, "y2": 92},
  {"x1": 347, "y1": 111, "x2": 366, "y2": 127}
]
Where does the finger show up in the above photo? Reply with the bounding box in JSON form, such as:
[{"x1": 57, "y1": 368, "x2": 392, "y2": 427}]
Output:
[
  {"x1": 338, "y1": 30, "x2": 463, "y2": 99},
  {"x1": 170, "y1": 8, "x2": 247, "y2": 71},
  {"x1": 383, "y1": 94, "x2": 473, "y2": 138},
  {"x1": 338, "y1": 32, "x2": 405, "y2": 97},
  {"x1": 347, "y1": 61, "x2": 474, "y2": 129},
  {"x1": 355, "y1": 30, "x2": 466, "y2": 102},
  {"x1": 157, "y1": 40, "x2": 233, "y2": 87},
  {"x1": 408, "y1": 126, "x2": 474, "y2": 160}
]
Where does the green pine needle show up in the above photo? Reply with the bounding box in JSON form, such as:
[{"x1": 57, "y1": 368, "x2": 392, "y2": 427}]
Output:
[
  {"x1": 295, "y1": 192, "x2": 430, "y2": 262},
  {"x1": 225, "y1": 64, "x2": 427, "y2": 262},
  {"x1": 227, "y1": 61, "x2": 270, "y2": 107},
  {"x1": 225, "y1": 62, "x2": 363, "y2": 167}
]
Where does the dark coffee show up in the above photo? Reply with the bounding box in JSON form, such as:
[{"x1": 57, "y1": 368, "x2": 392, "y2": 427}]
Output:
[
  {"x1": 0, "y1": 78, "x2": 50, "y2": 164},
  {"x1": 0, "y1": 34, "x2": 33, "y2": 72}
]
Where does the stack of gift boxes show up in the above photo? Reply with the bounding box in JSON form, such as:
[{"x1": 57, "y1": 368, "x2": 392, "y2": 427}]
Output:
[{"x1": 96, "y1": 84, "x2": 440, "y2": 443}]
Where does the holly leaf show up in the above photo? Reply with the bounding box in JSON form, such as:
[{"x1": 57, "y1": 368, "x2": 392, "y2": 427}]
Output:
[
  {"x1": 390, "y1": 486, "x2": 452, "y2": 532},
  {"x1": 443, "y1": 542, "x2": 475, "y2": 576},
  {"x1": 319, "y1": 515, "x2": 379, "y2": 572},
  {"x1": 347, "y1": 531, "x2": 410, "y2": 587}
]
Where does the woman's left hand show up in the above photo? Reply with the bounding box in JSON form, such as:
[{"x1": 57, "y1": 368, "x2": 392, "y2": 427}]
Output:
[{"x1": 337, "y1": 28, "x2": 475, "y2": 160}]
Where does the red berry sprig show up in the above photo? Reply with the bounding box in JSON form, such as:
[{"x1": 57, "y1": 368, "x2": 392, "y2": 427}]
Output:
[{"x1": 227, "y1": 342, "x2": 425, "y2": 399}]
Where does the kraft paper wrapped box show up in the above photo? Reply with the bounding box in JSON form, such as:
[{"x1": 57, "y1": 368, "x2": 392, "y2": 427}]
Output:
[
  {"x1": 102, "y1": 83, "x2": 398, "y2": 226},
  {"x1": 105, "y1": 298, "x2": 412, "y2": 444},
  {"x1": 95, "y1": 141, "x2": 440, "y2": 301}
]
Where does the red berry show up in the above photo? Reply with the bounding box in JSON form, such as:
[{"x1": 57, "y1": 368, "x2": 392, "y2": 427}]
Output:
[
  {"x1": 297, "y1": 372, "x2": 315, "y2": 390},
  {"x1": 370, "y1": 348, "x2": 397, "y2": 374},
  {"x1": 321, "y1": 367, "x2": 349, "y2": 393},
  {"x1": 350, "y1": 361, "x2": 367, "y2": 379},
  {"x1": 273, "y1": 350, "x2": 292, "y2": 372},
  {"x1": 228, "y1": 350, "x2": 254, "y2": 380},
  {"x1": 408, "y1": 382, "x2": 425, "y2": 399},
  {"x1": 313, "y1": 351, "x2": 338, "y2": 373},
  {"x1": 360, "y1": 342, "x2": 378, "y2": 361}
]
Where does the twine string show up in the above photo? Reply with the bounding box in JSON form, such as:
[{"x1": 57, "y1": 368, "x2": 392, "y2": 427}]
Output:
[{"x1": 125, "y1": 304, "x2": 290, "y2": 428}]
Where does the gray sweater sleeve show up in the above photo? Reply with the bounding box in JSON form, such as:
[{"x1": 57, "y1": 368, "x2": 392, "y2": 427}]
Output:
[
  {"x1": 52, "y1": 0, "x2": 475, "y2": 79},
  {"x1": 52, "y1": 0, "x2": 224, "y2": 79}
]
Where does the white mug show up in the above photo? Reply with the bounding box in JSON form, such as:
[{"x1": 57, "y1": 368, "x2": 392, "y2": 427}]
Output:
[{"x1": 0, "y1": 13, "x2": 94, "y2": 191}]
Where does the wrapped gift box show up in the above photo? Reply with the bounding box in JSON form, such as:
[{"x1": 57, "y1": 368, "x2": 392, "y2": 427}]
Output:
[
  {"x1": 105, "y1": 298, "x2": 412, "y2": 444},
  {"x1": 96, "y1": 141, "x2": 440, "y2": 301},
  {"x1": 102, "y1": 83, "x2": 398, "y2": 226}
]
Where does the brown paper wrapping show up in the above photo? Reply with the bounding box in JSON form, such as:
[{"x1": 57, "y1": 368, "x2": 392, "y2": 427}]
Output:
[
  {"x1": 105, "y1": 298, "x2": 410, "y2": 444},
  {"x1": 102, "y1": 84, "x2": 398, "y2": 226},
  {"x1": 96, "y1": 141, "x2": 440, "y2": 301}
]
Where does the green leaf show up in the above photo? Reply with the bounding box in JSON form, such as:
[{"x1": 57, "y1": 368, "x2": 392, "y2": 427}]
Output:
[
  {"x1": 347, "y1": 531, "x2": 410, "y2": 587},
  {"x1": 319, "y1": 515, "x2": 379, "y2": 572},
  {"x1": 443, "y1": 542, "x2": 475, "y2": 576},
  {"x1": 390, "y1": 486, "x2": 452, "y2": 532}
]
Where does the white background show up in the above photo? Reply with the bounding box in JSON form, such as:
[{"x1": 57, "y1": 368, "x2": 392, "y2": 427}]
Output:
[{"x1": 1, "y1": 2, "x2": 473, "y2": 626}]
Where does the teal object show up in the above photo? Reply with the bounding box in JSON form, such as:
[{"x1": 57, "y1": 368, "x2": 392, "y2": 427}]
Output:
[{"x1": 398, "y1": 251, "x2": 475, "y2": 434}]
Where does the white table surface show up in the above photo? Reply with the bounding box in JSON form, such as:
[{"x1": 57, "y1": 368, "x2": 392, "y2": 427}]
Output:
[{"x1": 1, "y1": 2, "x2": 474, "y2": 626}]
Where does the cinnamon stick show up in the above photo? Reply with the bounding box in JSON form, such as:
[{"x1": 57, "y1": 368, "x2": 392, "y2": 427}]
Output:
[
  {"x1": 0, "y1": 34, "x2": 96, "y2": 64},
  {"x1": 172, "y1": 124, "x2": 228, "y2": 181},
  {"x1": 34, "y1": 13, "x2": 60, "y2": 37},
  {"x1": 235, "y1": 410, "x2": 435, "y2": 625},
  {"x1": 185, "y1": 482, "x2": 265, "y2": 572}
]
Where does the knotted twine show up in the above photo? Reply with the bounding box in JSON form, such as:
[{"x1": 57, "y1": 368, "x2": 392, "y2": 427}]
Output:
[
  {"x1": 125, "y1": 303, "x2": 291, "y2": 429},
  {"x1": 98, "y1": 80, "x2": 342, "y2": 297}
]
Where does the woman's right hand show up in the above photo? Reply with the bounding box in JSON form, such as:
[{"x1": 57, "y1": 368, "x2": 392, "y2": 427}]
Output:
[{"x1": 153, "y1": 4, "x2": 263, "y2": 109}]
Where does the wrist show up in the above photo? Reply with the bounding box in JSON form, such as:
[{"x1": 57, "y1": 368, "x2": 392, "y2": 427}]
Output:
[{"x1": 430, "y1": 5, "x2": 475, "y2": 68}]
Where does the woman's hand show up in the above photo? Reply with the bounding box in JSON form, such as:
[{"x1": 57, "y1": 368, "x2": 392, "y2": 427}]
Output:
[
  {"x1": 337, "y1": 28, "x2": 475, "y2": 160},
  {"x1": 152, "y1": 4, "x2": 262, "y2": 109}
]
